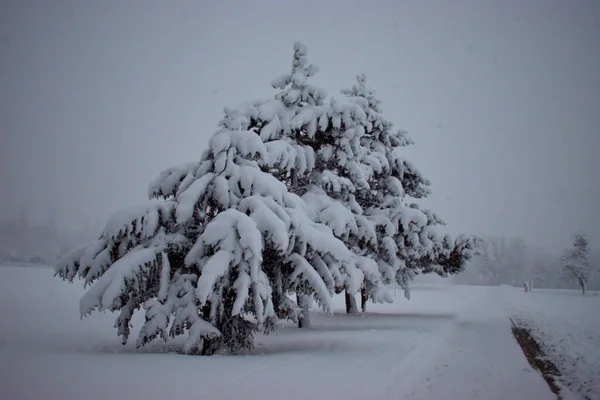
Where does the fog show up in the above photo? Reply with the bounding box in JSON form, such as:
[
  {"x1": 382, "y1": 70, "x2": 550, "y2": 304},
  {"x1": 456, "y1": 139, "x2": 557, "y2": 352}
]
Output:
[{"x1": 1, "y1": 0, "x2": 599, "y2": 251}]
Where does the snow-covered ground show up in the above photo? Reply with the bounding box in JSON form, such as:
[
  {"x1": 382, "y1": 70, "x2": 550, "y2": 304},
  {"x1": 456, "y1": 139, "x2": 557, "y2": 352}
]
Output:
[
  {"x1": 507, "y1": 288, "x2": 600, "y2": 400},
  {"x1": 0, "y1": 265, "x2": 557, "y2": 399}
]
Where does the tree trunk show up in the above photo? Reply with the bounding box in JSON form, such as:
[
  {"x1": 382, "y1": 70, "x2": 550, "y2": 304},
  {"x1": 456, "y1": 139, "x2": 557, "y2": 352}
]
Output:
[
  {"x1": 345, "y1": 290, "x2": 352, "y2": 313},
  {"x1": 344, "y1": 290, "x2": 359, "y2": 314},
  {"x1": 297, "y1": 293, "x2": 311, "y2": 328},
  {"x1": 580, "y1": 279, "x2": 586, "y2": 295},
  {"x1": 360, "y1": 285, "x2": 367, "y2": 312}
]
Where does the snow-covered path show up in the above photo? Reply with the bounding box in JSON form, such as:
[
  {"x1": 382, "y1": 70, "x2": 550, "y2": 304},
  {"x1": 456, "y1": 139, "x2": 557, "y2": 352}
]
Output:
[
  {"x1": 0, "y1": 266, "x2": 555, "y2": 399},
  {"x1": 400, "y1": 286, "x2": 554, "y2": 399}
]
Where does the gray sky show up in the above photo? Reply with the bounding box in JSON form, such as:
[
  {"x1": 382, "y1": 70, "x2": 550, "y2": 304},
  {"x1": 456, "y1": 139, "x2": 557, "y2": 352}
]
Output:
[{"x1": 1, "y1": 0, "x2": 599, "y2": 252}]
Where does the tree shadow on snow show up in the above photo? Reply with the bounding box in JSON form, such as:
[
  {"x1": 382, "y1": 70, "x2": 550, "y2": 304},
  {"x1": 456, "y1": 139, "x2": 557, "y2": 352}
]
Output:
[
  {"x1": 46, "y1": 312, "x2": 456, "y2": 357},
  {"x1": 315, "y1": 313, "x2": 454, "y2": 332},
  {"x1": 269, "y1": 311, "x2": 456, "y2": 335},
  {"x1": 410, "y1": 284, "x2": 452, "y2": 292}
]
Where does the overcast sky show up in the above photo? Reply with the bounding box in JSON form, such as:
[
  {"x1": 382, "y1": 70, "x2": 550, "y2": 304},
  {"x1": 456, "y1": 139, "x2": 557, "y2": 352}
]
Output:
[{"x1": 1, "y1": 0, "x2": 599, "y2": 252}]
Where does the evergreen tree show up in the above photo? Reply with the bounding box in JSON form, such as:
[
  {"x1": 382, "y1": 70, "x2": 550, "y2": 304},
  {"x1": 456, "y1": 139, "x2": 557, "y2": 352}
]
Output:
[
  {"x1": 341, "y1": 74, "x2": 477, "y2": 302},
  {"x1": 269, "y1": 46, "x2": 396, "y2": 314},
  {"x1": 244, "y1": 43, "x2": 387, "y2": 322},
  {"x1": 54, "y1": 43, "x2": 478, "y2": 355},
  {"x1": 300, "y1": 95, "x2": 391, "y2": 313}
]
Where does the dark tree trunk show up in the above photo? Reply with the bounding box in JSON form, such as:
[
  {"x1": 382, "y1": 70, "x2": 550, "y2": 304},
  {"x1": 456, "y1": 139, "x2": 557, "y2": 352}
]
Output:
[
  {"x1": 345, "y1": 290, "x2": 352, "y2": 313},
  {"x1": 297, "y1": 293, "x2": 303, "y2": 328},
  {"x1": 344, "y1": 290, "x2": 359, "y2": 314},
  {"x1": 360, "y1": 285, "x2": 367, "y2": 313},
  {"x1": 578, "y1": 278, "x2": 586, "y2": 295}
]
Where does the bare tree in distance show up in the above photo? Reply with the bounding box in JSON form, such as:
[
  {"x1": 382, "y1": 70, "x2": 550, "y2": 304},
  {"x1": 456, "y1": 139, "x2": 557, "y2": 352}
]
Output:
[{"x1": 560, "y1": 233, "x2": 593, "y2": 295}]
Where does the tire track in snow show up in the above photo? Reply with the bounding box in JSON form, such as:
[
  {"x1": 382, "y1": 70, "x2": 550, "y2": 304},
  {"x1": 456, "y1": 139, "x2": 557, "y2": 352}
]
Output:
[{"x1": 377, "y1": 316, "x2": 460, "y2": 399}]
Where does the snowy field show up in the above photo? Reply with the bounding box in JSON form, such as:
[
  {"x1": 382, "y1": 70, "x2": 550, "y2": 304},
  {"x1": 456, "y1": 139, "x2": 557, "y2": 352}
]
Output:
[
  {"x1": 0, "y1": 265, "x2": 565, "y2": 400},
  {"x1": 507, "y1": 288, "x2": 600, "y2": 400}
]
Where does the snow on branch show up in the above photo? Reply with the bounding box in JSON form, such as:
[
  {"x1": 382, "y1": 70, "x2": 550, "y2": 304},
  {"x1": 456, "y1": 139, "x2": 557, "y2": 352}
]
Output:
[
  {"x1": 288, "y1": 253, "x2": 333, "y2": 312},
  {"x1": 102, "y1": 202, "x2": 176, "y2": 243},
  {"x1": 79, "y1": 246, "x2": 163, "y2": 316},
  {"x1": 148, "y1": 162, "x2": 202, "y2": 200},
  {"x1": 54, "y1": 242, "x2": 91, "y2": 282}
]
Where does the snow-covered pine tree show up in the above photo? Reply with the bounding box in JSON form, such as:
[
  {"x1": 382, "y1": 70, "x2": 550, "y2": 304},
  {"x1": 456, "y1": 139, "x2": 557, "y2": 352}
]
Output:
[
  {"x1": 341, "y1": 74, "x2": 477, "y2": 301},
  {"x1": 54, "y1": 61, "x2": 358, "y2": 354},
  {"x1": 560, "y1": 233, "x2": 593, "y2": 295},
  {"x1": 268, "y1": 44, "x2": 391, "y2": 315},
  {"x1": 240, "y1": 42, "x2": 386, "y2": 323},
  {"x1": 305, "y1": 96, "x2": 394, "y2": 313}
]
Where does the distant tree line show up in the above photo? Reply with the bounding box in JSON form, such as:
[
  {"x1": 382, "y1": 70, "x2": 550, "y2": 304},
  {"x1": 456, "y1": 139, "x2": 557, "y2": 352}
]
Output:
[
  {"x1": 0, "y1": 208, "x2": 98, "y2": 265},
  {"x1": 454, "y1": 234, "x2": 599, "y2": 292}
]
